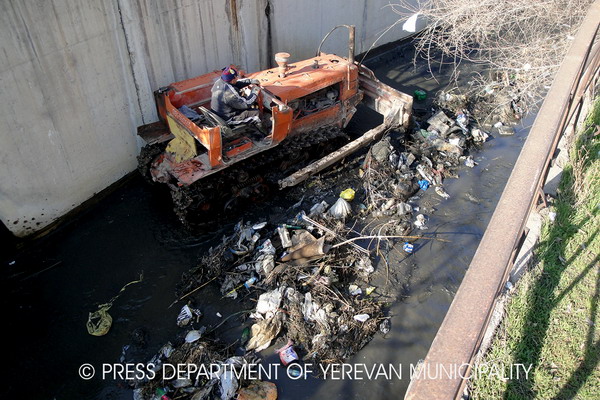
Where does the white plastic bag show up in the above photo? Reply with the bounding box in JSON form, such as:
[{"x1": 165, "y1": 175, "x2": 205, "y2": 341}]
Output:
[{"x1": 328, "y1": 197, "x2": 352, "y2": 219}]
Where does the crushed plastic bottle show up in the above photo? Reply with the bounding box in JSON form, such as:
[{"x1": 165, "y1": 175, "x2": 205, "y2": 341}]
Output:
[
  {"x1": 288, "y1": 364, "x2": 302, "y2": 378},
  {"x1": 244, "y1": 276, "x2": 258, "y2": 289},
  {"x1": 435, "y1": 186, "x2": 450, "y2": 199},
  {"x1": 379, "y1": 319, "x2": 391, "y2": 335},
  {"x1": 241, "y1": 326, "x2": 251, "y2": 346},
  {"x1": 277, "y1": 225, "x2": 292, "y2": 248},
  {"x1": 397, "y1": 202, "x2": 413, "y2": 216},
  {"x1": 465, "y1": 156, "x2": 476, "y2": 168},
  {"x1": 348, "y1": 284, "x2": 362, "y2": 296},
  {"x1": 456, "y1": 111, "x2": 469, "y2": 130},
  {"x1": 413, "y1": 89, "x2": 427, "y2": 101}
]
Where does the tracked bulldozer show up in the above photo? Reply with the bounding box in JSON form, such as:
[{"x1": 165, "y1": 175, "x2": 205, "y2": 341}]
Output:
[{"x1": 137, "y1": 25, "x2": 412, "y2": 224}]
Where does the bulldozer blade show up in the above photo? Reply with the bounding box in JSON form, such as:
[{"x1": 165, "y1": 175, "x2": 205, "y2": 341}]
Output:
[
  {"x1": 278, "y1": 66, "x2": 412, "y2": 189},
  {"x1": 357, "y1": 64, "x2": 413, "y2": 128}
]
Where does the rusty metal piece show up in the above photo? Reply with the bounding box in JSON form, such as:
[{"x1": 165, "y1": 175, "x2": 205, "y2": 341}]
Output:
[
  {"x1": 535, "y1": 186, "x2": 548, "y2": 211},
  {"x1": 404, "y1": 1, "x2": 600, "y2": 399},
  {"x1": 358, "y1": 64, "x2": 413, "y2": 127},
  {"x1": 348, "y1": 25, "x2": 355, "y2": 63}
]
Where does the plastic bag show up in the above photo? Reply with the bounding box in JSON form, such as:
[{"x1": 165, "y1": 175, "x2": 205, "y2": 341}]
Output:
[
  {"x1": 415, "y1": 214, "x2": 428, "y2": 230},
  {"x1": 86, "y1": 274, "x2": 143, "y2": 336},
  {"x1": 87, "y1": 308, "x2": 112, "y2": 336},
  {"x1": 246, "y1": 313, "x2": 284, "y2": 352},
  {"x1": 256, "y1": 287, "x2": 284, "y2": 317},
  {"x1": 340, "y1": 188, "x2": 355, "y2": 201},
  {"x1": 185, "y1": 329, "x2": 203, "y2": 343},
  {"x1": 309, "y1": 201, "x2": 329, "y2": 217},
  {"x1": 328, "y1": 197, "x2": 352, "y2": 219}
]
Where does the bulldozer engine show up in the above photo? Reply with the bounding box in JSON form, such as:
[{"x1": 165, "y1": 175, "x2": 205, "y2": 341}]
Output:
[{"x1": 137, "y1": 25, "x2": 412, "y2": 224}]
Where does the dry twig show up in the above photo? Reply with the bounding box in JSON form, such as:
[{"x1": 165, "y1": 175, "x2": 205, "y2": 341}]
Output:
[{"x1": 391, "y1": 0, "x2": 593, "y2": 116}]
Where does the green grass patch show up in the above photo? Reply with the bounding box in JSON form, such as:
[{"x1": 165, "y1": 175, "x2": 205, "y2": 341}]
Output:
[{"x1": 469, "y1": 96, "x2": 600, "y2": 400}]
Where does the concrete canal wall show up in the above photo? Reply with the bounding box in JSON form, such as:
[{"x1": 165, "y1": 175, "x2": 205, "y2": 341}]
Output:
[{"x1": 0, "y1": 0, "x2": 421, "y2": 237}]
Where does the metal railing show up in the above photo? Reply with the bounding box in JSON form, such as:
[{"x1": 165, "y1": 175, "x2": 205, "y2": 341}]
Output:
[{"x1": 404, "y1": 1, "x2": 600, "y2": 398}]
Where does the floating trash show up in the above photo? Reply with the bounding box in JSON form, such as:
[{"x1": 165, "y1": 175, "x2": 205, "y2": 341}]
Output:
[
  {"x1": 353, "y1": 314, "x2": 370, "y2": 323},
  {"x1": 176, "y1": 305, "x2": 202, "y2": 327},
  {"x1": 435, "y1": 186, "x2": 450, "y2": 199},
  {"x1": 415, "y1": 214, "x2": 428, "y2": 230},
  {"x1": 328, "y1": 197, "x2": 352, "y2": 219}
]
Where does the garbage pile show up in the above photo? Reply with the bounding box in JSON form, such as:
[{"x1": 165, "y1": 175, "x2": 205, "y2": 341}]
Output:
[
  {"x1": 131, "y1": 339, "x2": 264, "y2": 400},
  {"x1": 360, "y1": 90, "x2": 491, "y2": 230},
  {"x1": 179, "y1": 212, "x2": 386, "y2": 364},
  {"x1": 130, "y1": 88, "x2": 504, "y2": 399},
  {"x1": 132, "y1": 207, "x2": 388, "y2": 399}
]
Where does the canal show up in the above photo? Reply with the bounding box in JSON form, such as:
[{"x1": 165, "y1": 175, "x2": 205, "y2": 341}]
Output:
[{"x1": 3, "y1": 42, "x2": 532, "y2": 400}]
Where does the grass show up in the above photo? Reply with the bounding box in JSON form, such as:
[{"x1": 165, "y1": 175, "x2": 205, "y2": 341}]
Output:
[{"x1": 469, "y1": 96, "x2": 600, "y2": 400}]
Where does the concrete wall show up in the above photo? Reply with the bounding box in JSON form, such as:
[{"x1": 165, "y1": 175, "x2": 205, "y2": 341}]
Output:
[
  {"x1": 0, "y1": 0, "x2": 418, "y2": 237},
  {"x1": 270, "y1": 0, "x2": 410, "y2": 62}
]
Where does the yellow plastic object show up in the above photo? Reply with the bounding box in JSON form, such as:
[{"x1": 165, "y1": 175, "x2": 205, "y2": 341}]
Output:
[
  {"x1": 87, "y1": 307, "x2": 113, "y2": 336},
  {"x1": 86, "y1": 274, "x2": 143, "y2": 336},
  {"x1": 340, "y1": 188, "x2": 355, "y2": 201}
]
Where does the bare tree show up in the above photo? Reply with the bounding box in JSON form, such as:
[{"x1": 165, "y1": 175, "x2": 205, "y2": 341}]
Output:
[{"x1": 391, "y1": 0, "x2": 593, "y2": 119}]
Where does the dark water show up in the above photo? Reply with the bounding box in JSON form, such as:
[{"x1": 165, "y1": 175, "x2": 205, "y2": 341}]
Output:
[{"x1": 2, "y1": 43, "x2": 531, "y2": 400}]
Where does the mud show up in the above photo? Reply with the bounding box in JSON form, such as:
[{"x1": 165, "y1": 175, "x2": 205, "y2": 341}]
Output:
[{"x1": 2, "y1": 41, "x2": 532, "y2": 400}]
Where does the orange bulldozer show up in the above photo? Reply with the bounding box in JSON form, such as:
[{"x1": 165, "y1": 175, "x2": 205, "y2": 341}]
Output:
[{"x1": 137, "y1": 25, "x2": 412, "y2": 224}]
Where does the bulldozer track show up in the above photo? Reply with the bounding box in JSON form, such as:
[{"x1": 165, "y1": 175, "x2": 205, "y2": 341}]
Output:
[
  {"x1": 137, "y1": 141, "x2": 167, "y2": 184},
  {"x1": 167, "y1": 125, "x2": 349, "y2": 226}
]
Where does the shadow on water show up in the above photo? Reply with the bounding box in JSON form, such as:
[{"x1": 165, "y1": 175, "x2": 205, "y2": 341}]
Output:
[{"x1": 1, "y1": 40, "x2": 534, "y2": 400}]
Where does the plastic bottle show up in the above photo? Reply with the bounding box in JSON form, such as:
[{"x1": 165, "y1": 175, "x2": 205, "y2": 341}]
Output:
[
  {"x1": 277, "y1": 226, "x2": 292, "y2": 248},
  {"x1": 244, "y1": 276, "x2": 257, "y2": 289},
  {"x1": 413, "y1": 89, "x2": 427, "y2": 101}
]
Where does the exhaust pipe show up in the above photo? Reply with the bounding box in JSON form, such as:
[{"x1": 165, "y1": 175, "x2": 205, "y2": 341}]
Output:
[{"x1": 315, "y1": 25, "x2": 355, "y2": 63}]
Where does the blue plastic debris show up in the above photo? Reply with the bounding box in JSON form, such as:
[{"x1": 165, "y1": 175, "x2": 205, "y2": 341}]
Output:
[
  {"x1": 403, "y1": 242, "x2": 414, "y2": 253},
  {"x1": 418, "y1": 180, "x2": 430, "y2": 191}
]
